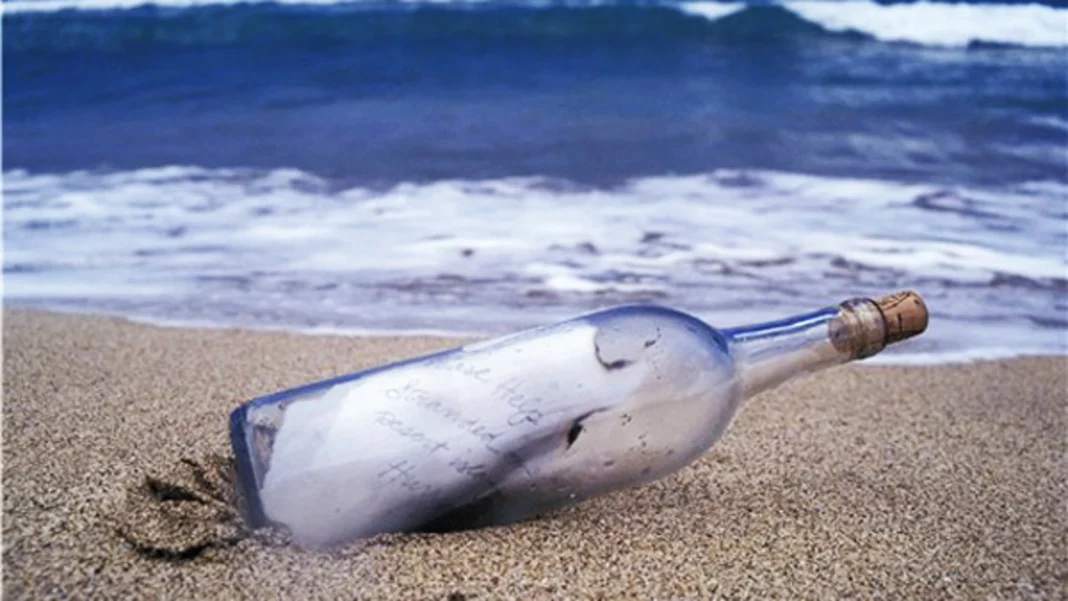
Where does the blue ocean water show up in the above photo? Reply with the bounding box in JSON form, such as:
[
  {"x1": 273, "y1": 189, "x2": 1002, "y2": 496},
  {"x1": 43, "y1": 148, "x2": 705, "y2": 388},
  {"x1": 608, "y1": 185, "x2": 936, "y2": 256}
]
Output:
[{"x1": 4, "y1": 0, "x2": 1067, "y2": 363}]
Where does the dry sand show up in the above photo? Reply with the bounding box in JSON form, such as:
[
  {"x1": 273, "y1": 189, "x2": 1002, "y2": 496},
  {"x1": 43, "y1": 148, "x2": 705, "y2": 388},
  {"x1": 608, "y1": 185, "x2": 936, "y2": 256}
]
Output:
[{"x1": 2, "y1": 309, "x2": 1066, "y2": 600}]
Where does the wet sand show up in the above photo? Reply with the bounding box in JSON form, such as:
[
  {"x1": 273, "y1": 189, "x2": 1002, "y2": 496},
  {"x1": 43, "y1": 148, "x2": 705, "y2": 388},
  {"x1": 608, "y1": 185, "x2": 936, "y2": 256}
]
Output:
[{"x1": 3, "y1": 309, "x2": 1065, "y2": 600}]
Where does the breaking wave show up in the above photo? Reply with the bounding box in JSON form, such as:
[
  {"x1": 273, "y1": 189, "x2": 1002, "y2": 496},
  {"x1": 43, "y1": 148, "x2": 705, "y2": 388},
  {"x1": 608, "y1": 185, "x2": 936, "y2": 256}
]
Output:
[{"x1": 4, "y1": 1, "x2": 1065, "y2": 50}]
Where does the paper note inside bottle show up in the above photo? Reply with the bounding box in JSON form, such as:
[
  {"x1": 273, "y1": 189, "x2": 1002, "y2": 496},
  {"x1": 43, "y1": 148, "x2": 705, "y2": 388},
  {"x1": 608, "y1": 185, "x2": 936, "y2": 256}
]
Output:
[{"x1": 234, "y1": 308, "x2": 739, "y2": 547}]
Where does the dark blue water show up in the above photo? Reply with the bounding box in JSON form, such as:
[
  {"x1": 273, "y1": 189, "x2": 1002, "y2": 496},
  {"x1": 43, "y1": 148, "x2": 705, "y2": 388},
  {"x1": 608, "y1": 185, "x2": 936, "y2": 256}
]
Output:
[{"x1": 5, "y1": 2, "x2": 1067, "y2": 186}]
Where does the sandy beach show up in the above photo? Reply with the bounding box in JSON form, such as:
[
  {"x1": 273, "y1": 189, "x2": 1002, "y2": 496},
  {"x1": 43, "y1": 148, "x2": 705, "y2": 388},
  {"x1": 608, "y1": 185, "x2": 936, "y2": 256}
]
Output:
[{"x1": 3, "y1": 309, "x2": 1065, "y2": 600}]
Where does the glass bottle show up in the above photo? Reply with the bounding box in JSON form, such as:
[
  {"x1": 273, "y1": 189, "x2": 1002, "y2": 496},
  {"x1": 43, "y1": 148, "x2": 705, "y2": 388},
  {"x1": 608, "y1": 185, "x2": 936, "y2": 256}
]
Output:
[{"x1": 229, "y1": 290, "x2": 928, "y2": 548}]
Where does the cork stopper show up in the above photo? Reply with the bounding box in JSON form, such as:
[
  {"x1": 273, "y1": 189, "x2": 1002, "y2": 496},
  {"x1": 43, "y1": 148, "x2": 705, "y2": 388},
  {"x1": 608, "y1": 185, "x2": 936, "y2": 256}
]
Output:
[
  {"x1": 875, "y1": 290, "x2": 929, "y2": 345},
  {"x1": 830, "y1": 290, "x2": 929, "y2": 360}
]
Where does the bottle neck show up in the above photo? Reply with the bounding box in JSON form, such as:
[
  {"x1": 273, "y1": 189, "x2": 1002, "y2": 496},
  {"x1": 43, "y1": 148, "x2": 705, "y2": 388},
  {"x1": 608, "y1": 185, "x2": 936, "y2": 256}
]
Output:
[{"x1": 723, "y1": 299, "x2": 891, "y2": 400}]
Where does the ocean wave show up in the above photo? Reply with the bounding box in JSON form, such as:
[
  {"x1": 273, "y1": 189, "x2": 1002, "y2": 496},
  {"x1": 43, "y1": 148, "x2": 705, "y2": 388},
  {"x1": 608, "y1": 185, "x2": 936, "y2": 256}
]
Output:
[
  {"x1": 5, "y1": 165, "x2": 1065, "y2": 360},
  {"x1": 780, "y1": 1, "x2": 1068, "y2": 48},
  {"x1": 5, "y1": 166, "x2": 1065, "y2": 283},
  {"x1": 4, "y1": 1, "x2": 1065, "y2": 50},
  {"x1": 6, "y1": 165, "x2": 1065, "y2": 280}
]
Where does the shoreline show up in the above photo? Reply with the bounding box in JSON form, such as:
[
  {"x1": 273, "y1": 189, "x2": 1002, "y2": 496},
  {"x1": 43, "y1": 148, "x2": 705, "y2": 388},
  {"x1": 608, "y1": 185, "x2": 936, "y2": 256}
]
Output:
[
  {"x1": 5, "y1": 306, "x2": 1064, "y2": 367},
  {"x1": 3, "y1": 309, "x2": 1066, "y2": 599}
]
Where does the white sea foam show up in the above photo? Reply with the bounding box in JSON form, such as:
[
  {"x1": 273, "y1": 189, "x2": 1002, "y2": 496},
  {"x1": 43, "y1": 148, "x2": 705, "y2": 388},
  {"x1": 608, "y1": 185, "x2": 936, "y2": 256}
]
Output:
[
  {"x1": 867, "y1": 347, "x2": 1062, "y2": 366},
  {"x1": 6, "y1": 167, "x2": 1063, "y2": 281},
  {"x1": 1028, "y1": 115, "x2": 1068, "y2": 132},
  {"x1": 674, "y1": 1, "x2": 744, "y2": 21},
  {"x1": 4, "y1": 165, "x2": 1066, "y2": 361},
  {"x1": 785, "y1": 1, "x2": 1068, "y2": 48},
  {"x1": 681, "y1": 1, "x2": 1068, "y2": 48},
  {"x1": 864, "y1": 317, "x2": 1068, "y2": 365}
]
